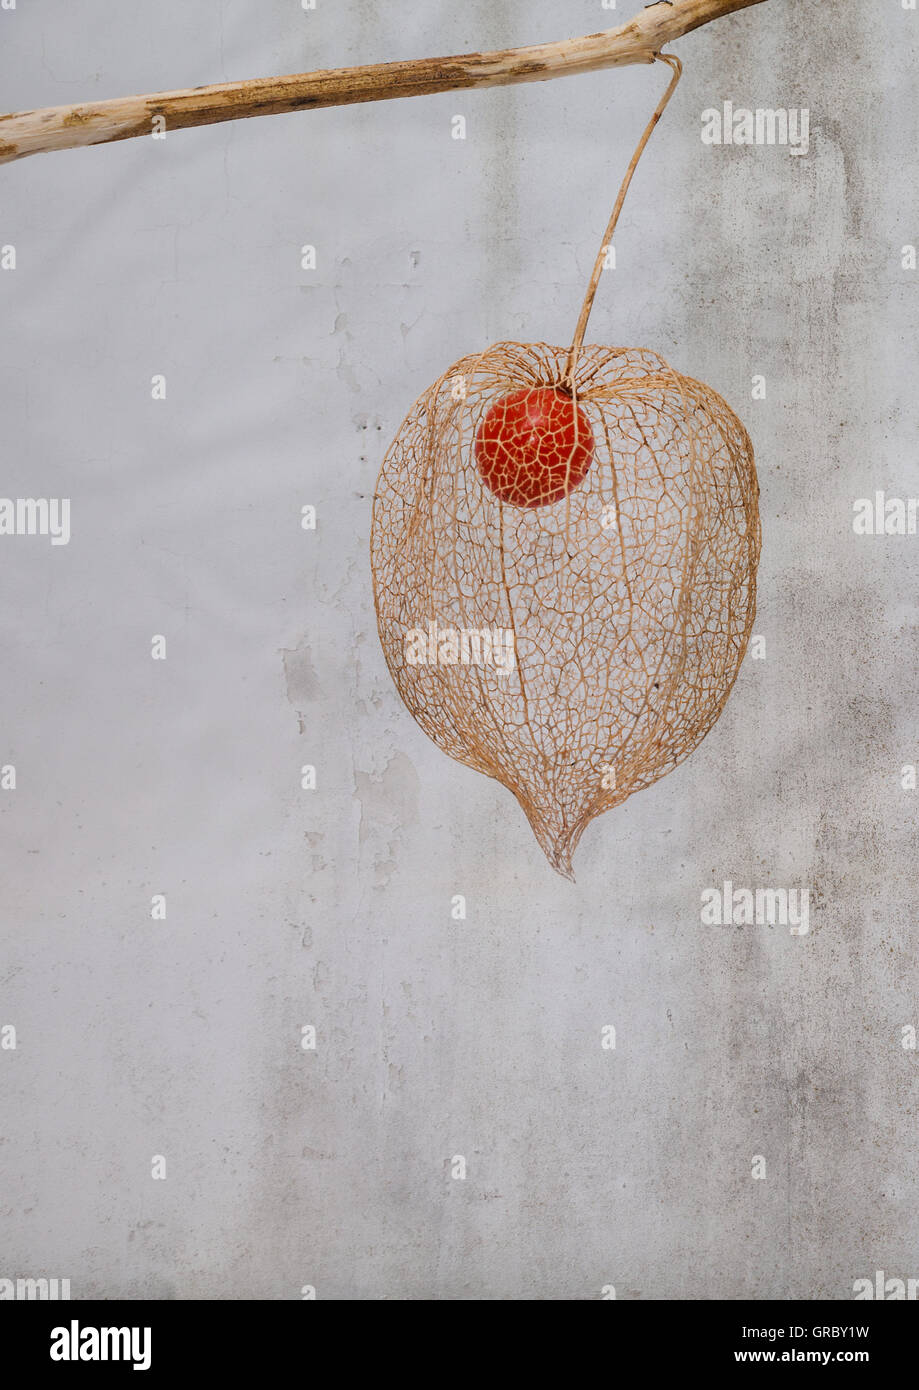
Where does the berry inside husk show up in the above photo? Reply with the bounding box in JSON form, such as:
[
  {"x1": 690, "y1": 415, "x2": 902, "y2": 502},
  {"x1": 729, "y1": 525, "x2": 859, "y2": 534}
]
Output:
[{"x1": 474, "y1": 386, "x2": 595, "y2": 508}]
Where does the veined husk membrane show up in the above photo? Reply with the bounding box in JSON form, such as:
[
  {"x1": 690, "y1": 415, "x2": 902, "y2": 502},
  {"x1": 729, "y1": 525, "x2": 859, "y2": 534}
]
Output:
[{"x1": 371, "y1": 342, "x2": 760, "y2": 877}]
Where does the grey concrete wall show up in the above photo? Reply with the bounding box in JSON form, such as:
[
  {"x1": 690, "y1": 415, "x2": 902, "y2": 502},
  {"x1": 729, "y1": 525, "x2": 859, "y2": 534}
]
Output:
[{"x1": 1, "y1": 0, "x2": 917, "y2": 1300}]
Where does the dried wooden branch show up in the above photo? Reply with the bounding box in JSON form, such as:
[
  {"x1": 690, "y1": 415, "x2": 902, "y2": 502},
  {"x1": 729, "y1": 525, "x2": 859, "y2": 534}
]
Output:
[{"x1": 0, "y1": 0, "x2": 768, "y2": 166}]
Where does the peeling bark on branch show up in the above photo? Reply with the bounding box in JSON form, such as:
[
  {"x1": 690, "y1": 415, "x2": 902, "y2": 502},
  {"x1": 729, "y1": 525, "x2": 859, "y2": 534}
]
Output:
[{"x1": 0, "y1": 0, "x2": 769, "y2": 166}]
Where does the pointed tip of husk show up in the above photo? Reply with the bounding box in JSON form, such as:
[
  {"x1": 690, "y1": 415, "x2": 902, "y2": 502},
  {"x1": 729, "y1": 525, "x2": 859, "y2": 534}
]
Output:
[
  {"x1": 551, "y1": 856, "x2": 577, "y2": 883},
  {"x1": 526, "y1": 813, "x2": 581, "y2": 882}
]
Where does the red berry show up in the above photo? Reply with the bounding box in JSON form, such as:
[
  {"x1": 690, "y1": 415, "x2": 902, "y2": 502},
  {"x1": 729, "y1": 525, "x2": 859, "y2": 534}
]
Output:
[{"x1": 474, "y1": 386, "x2": 594, "y2": 508}]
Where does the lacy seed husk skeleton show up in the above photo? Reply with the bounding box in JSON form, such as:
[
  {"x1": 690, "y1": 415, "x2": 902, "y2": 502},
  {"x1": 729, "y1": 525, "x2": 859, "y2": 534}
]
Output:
[{"x1": 371, "y1": 56, "x2": 761, "y2": 876}]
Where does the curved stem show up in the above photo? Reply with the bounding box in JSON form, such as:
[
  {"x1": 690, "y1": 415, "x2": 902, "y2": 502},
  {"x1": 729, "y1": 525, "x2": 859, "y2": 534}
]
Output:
[{"x1": 563, "y1": 53, "x2": 683, "y2": 387}]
